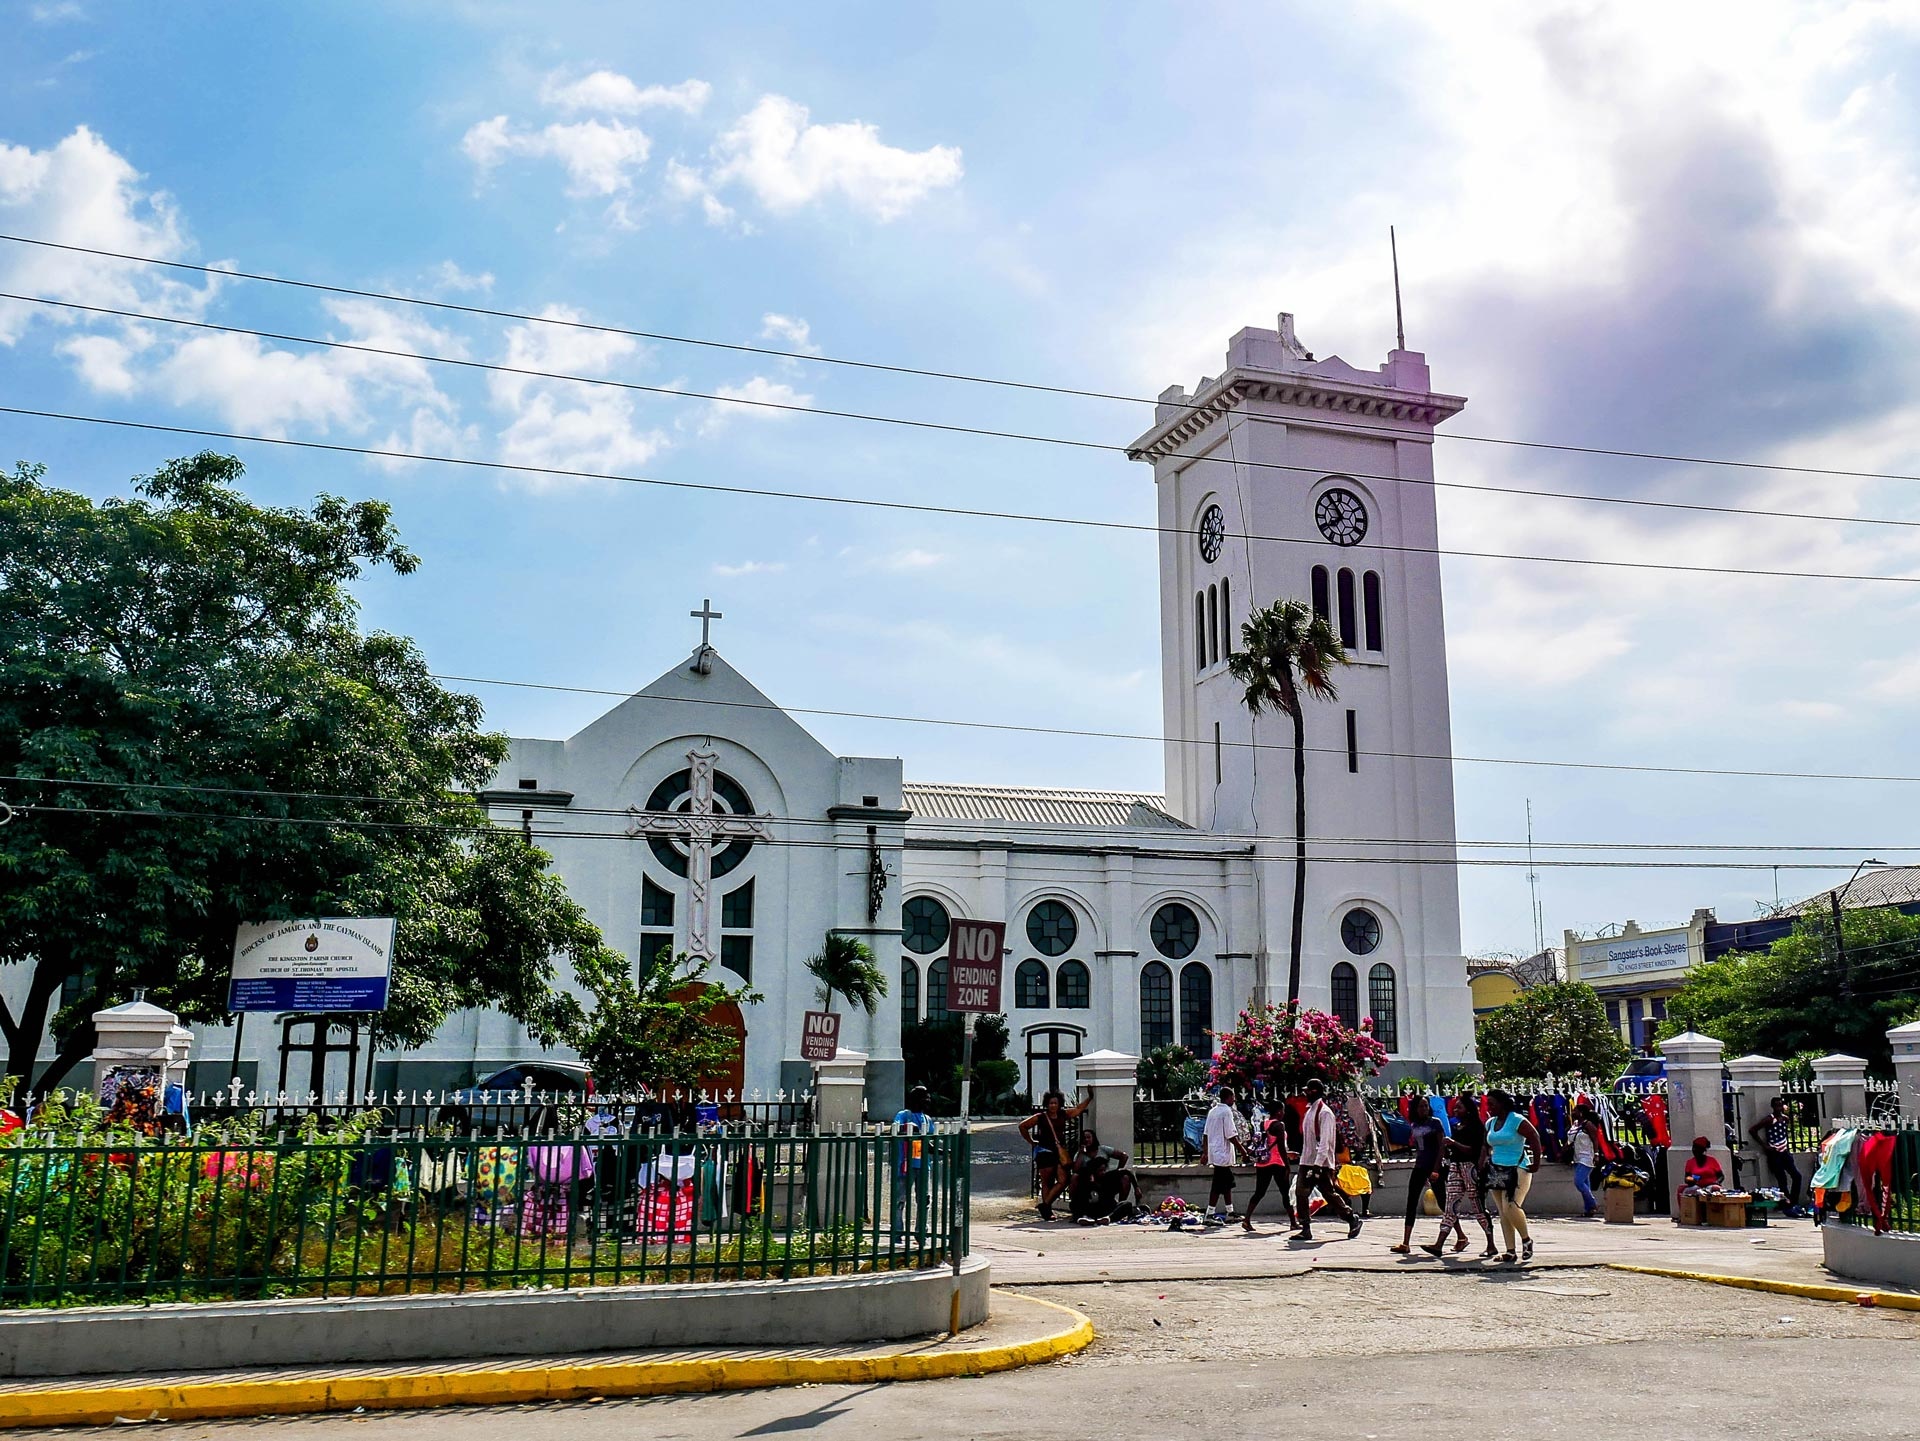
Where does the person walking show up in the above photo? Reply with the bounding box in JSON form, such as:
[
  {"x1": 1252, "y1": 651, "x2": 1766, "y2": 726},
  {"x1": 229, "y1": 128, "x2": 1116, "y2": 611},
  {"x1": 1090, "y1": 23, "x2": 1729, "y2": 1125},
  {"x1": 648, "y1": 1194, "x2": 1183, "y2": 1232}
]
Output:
[
  {"x1": 1390, "y1": 1094, "x2": 1445, "y2": 1254},
  {"x1": 1293, "y1": 1079, "x2": 1361, "y2": 1241},
  {"x1": 1020, "y1": 1088, "x2": 1090, "y2": 1222},
  {"x1": 1242, "y1": 1099, "x2": 1297, "y2": 1231},
  {"x1": 1202, "y1": 1086, "x2": 1245, "y2": 1223},
  {"x1": 1424, "y1": 1096, "x2": 1496, "y2": 1258},
  {"x1": 1485, "y1": 1089, "x2": 1542, "y2": 1263},
  {"x1": 1749, "y1": 1096, "x2": 1807, "y2": 1217},
  {"x1": 1569, "y1": 1101, "x2": 1601, "y2": 1219}
]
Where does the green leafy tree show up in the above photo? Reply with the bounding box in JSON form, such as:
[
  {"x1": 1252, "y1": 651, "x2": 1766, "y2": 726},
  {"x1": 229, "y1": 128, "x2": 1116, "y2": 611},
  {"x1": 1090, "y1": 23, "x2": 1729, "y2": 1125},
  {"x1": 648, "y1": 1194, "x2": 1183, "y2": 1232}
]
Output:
[
  {"x1": 1661, "y1": 906, "x2": 1920, "y2": 1074},
  {"x1": 1226, "y1": 599, "x2": 1349, "y2": 1007},
  {"x1": 0, "y1": 455, "x2": 604, "y2": 1094},
  {"x1": 1474, "y1": 981, "x2": 1630, "y2": 1080},
  {"x1": 902, "y1": 1012, "x2": 1008, "y2": 1115},
  {"x1": 565, "y1": 949, "x2": 760, "y2": 1096},
  {"x1": 1140, "y1": 1044, "x2": 1209, "y2": 1098},
  {"x1": 804, "y1": 933, "x2": 887, "y2": 1014}
]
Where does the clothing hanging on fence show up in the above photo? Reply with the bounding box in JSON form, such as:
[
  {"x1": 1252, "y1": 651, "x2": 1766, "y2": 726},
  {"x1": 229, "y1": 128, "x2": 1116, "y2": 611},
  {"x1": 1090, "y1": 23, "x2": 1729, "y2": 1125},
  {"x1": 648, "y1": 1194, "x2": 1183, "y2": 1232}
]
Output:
[
  {"x1": 638, "y1": 1152, "x2": 700, "y2": 1242},
  {"x1": 1643, "y1": 1094, "x2": 1672, "y2": 1148},
  {"x1": 1428, "y1": 1094, "x2": 1453, "y2": 1137},
  {"x1": 472, "y1": 1146, "x2": 521, "y2": 1224},
  {"x1": 1812, "y1": 1128, "x2": 1856, "y2": 1195},
  {"x1": 528, "y1": 1143, "x2": 596, "y2": 1185},
  {"x1": 1852, "y1": 1132, "x2": 1896, "y2": 1234}
]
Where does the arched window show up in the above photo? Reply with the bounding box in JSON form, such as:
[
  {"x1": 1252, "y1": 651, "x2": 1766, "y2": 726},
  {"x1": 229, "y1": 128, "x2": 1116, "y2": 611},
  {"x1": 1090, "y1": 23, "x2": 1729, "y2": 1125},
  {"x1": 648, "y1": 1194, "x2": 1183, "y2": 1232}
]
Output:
[
  {"x1": 1206, "y1": 583, "x2": 1219, "y2": 667},
  {"x1": 901, "y1": 896, "x2": 949, "y2": 955},
  {"x1": 1336, "y1": 568, "x2": 1358, "y2": 649},
  {"x1": 1194, "y1": 592, "x2": 1206, "y2": 673},
  {"x1": 1311, "y1": 565, "x2": 1331, "y2": 623},
  {"x1": 1179, "y1": 962, "x2": 1214, "y2": 1058},
  {"x1": 1026, "y1": 900, "x2": 1078, "y2": 956},
  {"x1": 900, "y1": 958, "x2": 920, "y2": 1028},
  {"x1": 1015, "y1": 959, "x2": 1050, "y2": 1009},
  {"x1": 1330, "y1": 961, "x2": 1359, "y2": 1030},
  {"x1": 1369, "y1": 963, "x2": 1399, "y2": 1051},
  {"x1": 1057, "y1": 960, "x2": 1090, "y2": 1009},
  {"x1": 1219, "y1": 577, "x2": 1231, "y2": 655},
  {"x1": 926, "y1": 957, "x2": 949, "y2": 1023},
  {"x1": 1362, "y1": 570, "x2": 1383, "y2": 652},
  {"x1": 1140, "y1": 961, "x2": 1173, "y2": 1052}
]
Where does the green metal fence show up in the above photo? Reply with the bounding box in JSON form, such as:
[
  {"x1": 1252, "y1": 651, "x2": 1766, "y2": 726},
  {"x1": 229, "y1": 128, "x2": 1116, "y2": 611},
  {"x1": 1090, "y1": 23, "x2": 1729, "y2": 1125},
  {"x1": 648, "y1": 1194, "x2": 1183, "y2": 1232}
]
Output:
[
  {"x1": 0, "y1": 1129, "x2": 969, "y2": 1308},
  {"x1": 1819, "y1": 1123, "x2": 1920, "y2": 1235}
]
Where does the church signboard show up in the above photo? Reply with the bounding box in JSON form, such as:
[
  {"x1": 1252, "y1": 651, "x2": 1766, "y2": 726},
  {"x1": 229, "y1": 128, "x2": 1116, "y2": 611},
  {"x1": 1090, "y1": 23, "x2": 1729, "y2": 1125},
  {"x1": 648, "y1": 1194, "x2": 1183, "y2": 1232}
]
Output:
[
  {"x1": 228, "y1": 918, "x2": 396, "y2": 1013},
  {"x1": 947, "y1": 919, "x2": 1005, "y2": 1012},
  {"x1": 800, "y1": 1009, "x2": 841, "y2": 1062}
]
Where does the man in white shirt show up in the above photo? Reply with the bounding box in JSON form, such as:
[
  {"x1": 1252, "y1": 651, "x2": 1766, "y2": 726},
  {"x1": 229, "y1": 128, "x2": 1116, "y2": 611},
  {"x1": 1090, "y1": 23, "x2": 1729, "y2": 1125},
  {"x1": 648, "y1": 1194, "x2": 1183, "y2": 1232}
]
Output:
[
  {"x1": 1294, "y1": 1078, "x2": 1362, "y2": 1242},
  {"x1": 1202, "y1": 1087, "x2": 1244, "y2": 1223}
]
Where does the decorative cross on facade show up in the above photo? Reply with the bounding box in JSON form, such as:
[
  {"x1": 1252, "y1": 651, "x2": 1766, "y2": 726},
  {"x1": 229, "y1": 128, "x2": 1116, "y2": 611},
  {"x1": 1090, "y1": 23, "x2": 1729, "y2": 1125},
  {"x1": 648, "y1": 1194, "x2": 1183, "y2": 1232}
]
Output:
[
  {"x1": 625, "y1": 746, "x2": 769, "y2": 964},
  {"x1": 691, "y1": 598, "x2": 723, "y2": 649}
]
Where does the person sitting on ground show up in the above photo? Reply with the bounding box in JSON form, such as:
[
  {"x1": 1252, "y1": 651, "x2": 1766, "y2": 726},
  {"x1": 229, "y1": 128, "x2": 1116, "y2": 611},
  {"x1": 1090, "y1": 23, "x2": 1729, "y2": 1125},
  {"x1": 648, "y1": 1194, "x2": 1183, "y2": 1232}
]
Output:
[
  {"x1": 1098, "y1": 1148, "x2": 1144, "y2": 1221},
  {"x1": 1682, "y1": 1136, "x2": 1724, "y2": 1191},
  {"x1": 1067, "y1": 1130, "x2": 1108, "y2": 1220},
  {"x1": 1020, "y1": 1088, "x2": 1091, "y2": 1222}
]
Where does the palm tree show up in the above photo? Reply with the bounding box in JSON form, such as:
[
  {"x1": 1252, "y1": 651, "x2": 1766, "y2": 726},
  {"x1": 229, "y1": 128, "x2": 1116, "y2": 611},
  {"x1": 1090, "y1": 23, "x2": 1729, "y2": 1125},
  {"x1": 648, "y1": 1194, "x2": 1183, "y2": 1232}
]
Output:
[
  {"x1": 806, "y1": 933, "x2": 888, "y2": 1015},
  {"x1": 1226, "y1": 598, "x2": 1350, "y2": 1009}
]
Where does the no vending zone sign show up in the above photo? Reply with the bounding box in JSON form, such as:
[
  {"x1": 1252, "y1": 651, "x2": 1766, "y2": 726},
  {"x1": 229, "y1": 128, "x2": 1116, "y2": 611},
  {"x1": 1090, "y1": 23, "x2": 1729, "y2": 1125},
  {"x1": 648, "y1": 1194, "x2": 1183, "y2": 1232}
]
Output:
[{"x1": 947, "y1": 918, "x2": 1005, "y2": 1013}]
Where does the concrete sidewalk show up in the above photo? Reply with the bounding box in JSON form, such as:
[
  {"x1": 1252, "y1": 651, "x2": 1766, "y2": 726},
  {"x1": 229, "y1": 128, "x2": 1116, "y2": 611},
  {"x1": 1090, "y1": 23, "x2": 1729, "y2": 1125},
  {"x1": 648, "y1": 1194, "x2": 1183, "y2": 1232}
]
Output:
[
  {"x1": 0, "y1": 1292, "x2": 1091, "y2": 1429},
  {"x1": 974, "y1": 1203, "x2": 1920, "y2": 1298}
]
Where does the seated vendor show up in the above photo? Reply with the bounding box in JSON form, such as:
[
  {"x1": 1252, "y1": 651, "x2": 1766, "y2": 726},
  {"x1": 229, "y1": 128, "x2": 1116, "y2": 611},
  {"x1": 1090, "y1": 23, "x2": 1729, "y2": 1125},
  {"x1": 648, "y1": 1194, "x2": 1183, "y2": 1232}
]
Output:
[{"x1": 1682, "y1": 1136, "x2": 1724, "y2": 1190}]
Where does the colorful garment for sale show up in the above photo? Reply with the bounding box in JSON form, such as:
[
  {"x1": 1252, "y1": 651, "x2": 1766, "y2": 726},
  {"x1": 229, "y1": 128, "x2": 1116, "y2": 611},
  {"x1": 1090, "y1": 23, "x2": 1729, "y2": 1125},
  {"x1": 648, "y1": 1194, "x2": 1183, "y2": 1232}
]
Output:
[
  {"x1": 527, "y1": 1143, "x2": 596, "y2": 1185},
  {"x1": 472, "y1": 1146, "x2": 520, "y2": 1224},
  {"x1": 1853, "y1": 1132, "x2": 1896, "y2": 1234}
]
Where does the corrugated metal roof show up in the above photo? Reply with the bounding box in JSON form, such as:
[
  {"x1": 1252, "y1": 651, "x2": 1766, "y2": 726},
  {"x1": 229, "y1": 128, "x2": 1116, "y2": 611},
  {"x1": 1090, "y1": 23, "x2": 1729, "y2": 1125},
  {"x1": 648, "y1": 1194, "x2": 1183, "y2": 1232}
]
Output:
[
  {"x1": 1787, "y1": 865, "x2": 1920, "y2": 914},
  {"x1": 904, "y1": 781, "x2": 1190, "y2": 830}
]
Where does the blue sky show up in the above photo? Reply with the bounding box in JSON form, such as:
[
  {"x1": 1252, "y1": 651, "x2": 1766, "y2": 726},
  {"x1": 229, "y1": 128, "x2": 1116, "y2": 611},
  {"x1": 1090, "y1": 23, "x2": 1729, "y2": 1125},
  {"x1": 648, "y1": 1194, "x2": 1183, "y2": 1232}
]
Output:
[{"x1": 8, "y1": 0, "x2": 1920, "y2": 957}]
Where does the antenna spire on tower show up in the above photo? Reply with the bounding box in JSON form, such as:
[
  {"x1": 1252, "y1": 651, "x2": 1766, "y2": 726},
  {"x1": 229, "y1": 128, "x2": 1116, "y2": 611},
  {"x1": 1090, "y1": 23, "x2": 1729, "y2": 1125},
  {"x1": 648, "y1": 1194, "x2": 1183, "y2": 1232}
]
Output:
[{"x1": 1390, "y1": 225, "x2": 1407, "y2": 352}]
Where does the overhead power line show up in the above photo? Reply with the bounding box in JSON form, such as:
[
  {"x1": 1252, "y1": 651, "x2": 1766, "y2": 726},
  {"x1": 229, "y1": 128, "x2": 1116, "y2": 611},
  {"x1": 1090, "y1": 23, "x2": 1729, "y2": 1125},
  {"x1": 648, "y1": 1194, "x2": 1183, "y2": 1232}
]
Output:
[
  {"x1": 10, "y1": 231, "x2": 1920, "y2": 490},
  {"x1": 11, "y1": 799, "x2": 1905, "y2": 872},
  {"x1": 7, "y1": 288, "x2": 1920, "y2": 539},
  {"x1": 6, "y1": 404, "x2": 1918, "y2": 589},
  {"x1": 7, "y1": 772, "x2": 1916, "y2": 856}
]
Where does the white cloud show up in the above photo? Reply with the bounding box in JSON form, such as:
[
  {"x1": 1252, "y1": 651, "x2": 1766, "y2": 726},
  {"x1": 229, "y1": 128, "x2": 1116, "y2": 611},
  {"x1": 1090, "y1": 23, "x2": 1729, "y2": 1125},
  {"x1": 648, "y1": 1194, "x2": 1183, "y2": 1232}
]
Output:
[
  {"x1": 712, "y1": 560, "x2": 787, "y2": 577},
  {"x1": 880, "y1": 548, "x2": 943, "y2": 572},
  {"x1": 57, "y1": 328, "x2": 149, "y2": 394},
  {"x1": 488, "y1": 305, "x2": 668, "y2": 480},
  {"x1": 462, "y1": 116, "x2": 651, "y2": 196},
  {"x1": 705, "y1": 95, "x2": 962, "y2": 221},
  {"x1": 700, "y1": 375, "x2": 814, "y2": 435},
  {"x1": 30, "y1": 2, "x2": 84, "y2": 21},
  {"x1": 430, "y1": 260, "x2": 494, "y2": 294},
  {"x1": 759, "y1": 312, "x2": 819, "y2": 354},
  {"x1": 539, "y1": 71, "x2": 710, "y2": 116}
]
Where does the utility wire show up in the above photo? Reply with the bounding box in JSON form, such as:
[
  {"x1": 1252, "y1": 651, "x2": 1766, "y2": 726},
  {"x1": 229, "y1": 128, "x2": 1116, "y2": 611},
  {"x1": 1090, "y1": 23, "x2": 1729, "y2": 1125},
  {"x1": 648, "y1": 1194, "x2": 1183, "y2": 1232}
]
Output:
[
  {"x1": 8, "y1": 289, "x2": 1920, "y2": 538},
  {"x1": 6, "y1": 772, "x2": 1917, "y2": 856},
  {"x1": 11, "y1": 231, "x2": 1920, "y2": 489},
  {"x1": 12, "y1": 800, "x2": 1908, "y2": 872},
  {"x1": 6, "y1": 404, "x2": 1918, "y2": 589}
]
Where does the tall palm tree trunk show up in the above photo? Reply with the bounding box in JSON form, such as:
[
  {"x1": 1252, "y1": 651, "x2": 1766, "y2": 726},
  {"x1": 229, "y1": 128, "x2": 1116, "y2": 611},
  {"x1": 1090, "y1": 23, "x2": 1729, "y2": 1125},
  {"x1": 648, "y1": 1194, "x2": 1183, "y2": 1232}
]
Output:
[{"x1": 1289, "y1": 703, "x2": 1307, "y2": 1007}]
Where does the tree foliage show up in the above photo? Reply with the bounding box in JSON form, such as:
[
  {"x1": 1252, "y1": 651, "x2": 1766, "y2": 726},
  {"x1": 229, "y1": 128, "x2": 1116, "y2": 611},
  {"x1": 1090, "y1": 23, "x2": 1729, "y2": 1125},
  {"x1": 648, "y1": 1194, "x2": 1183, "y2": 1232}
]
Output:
[
  {"x1": 804, "y1": 933, "x2": 887, "y2": 1015},
  {"x1": 1660, "y1": 906, "x2": 1920, "y2": 1074},
  {"x1": 1226, "y1": 599, "x2": 1348, "y2": 1006},
  {"x1": 0, "y1": 455, "x2": 607, "y2": 1093},
  {"x1": 1474, "y1": 981, "x2": 1629, "y2": 1081},
  {"x1": 1208, "y1": 1002, "x2": 1388, "y2": 1093},
  {"x1": 565, "y1": 950, "x2": 760, "y2": 1096}
]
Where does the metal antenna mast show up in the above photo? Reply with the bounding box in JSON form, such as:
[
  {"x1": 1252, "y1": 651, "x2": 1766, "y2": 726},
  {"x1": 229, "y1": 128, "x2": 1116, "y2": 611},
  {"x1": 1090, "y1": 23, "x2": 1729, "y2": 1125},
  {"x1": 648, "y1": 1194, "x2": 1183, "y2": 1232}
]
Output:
[
  {"x1": 1526, "y1": 799, "x2": 1545, "y2": 955},
  {"x1": 1390, "y1": 225, "x2": 1407, "y2": 351}
]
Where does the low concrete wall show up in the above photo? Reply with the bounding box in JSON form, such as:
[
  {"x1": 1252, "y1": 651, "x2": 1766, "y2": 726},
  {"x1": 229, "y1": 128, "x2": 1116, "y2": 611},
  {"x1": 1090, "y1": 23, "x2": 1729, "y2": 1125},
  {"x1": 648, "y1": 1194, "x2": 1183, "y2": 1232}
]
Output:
[
  {"x1": 1822, "y1": 1224, "x2": 1920, "y2": 1290},
  {"x1": 0, "y1": 1257, "x2": 992, "y2": 1380},
  {"x1": 1135, "y1": 1163, "x2": 1654, "y2": 1218}
]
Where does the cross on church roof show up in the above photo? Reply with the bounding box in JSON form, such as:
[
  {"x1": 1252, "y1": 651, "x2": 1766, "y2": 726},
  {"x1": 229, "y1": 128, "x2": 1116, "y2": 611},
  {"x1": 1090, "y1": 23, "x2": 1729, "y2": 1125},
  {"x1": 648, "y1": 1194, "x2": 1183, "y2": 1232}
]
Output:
[{"x1": 691, "y1": 598, "x2": 722, "y2": 649}]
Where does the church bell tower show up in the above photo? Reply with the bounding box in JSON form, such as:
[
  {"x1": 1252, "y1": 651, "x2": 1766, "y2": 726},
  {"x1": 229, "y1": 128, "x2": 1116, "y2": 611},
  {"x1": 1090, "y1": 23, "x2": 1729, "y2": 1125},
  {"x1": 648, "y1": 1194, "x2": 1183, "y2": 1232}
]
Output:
[{"x1": 1126, "y1": 314, "x2": 1477, "y2": 1068}]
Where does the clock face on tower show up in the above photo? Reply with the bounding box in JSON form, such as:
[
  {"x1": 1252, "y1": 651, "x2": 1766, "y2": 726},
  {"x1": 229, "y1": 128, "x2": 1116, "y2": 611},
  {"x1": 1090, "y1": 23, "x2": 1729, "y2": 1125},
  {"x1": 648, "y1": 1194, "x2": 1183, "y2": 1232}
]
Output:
[
  {"x1": 1314, "y1": 487, "x2": 1368, "y2": 547},
  {"x1": 1196, "y1": 503, "x2": 1225, "y2": 563}
]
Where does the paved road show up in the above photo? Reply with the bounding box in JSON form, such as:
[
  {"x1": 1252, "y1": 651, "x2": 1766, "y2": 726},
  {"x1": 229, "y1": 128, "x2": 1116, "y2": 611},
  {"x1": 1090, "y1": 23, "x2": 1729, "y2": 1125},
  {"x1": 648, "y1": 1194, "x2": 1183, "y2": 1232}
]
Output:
[{"x1": 149, "y1": 1270, "x2": 1918, "y2": 1441}]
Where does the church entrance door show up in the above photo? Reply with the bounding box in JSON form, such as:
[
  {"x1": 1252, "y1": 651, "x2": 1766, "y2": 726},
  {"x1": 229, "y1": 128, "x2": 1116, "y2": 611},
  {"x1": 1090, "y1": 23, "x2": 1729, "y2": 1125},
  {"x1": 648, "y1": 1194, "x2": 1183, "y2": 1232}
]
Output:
[
  {"x1": 669, "y1": 984, "x2": 747, "y2": 1103},
  {"x1": 1023, "y1": 1026, "x2": 1083, "y2": 1099}
]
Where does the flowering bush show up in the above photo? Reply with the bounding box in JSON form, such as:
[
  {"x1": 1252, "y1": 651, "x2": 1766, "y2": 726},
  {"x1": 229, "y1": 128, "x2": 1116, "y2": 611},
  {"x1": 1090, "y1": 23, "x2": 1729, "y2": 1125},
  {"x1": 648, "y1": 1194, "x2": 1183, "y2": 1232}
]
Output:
[{"x1": 1206, "y1": 1003, "x2": 1389, "y2": 1094}]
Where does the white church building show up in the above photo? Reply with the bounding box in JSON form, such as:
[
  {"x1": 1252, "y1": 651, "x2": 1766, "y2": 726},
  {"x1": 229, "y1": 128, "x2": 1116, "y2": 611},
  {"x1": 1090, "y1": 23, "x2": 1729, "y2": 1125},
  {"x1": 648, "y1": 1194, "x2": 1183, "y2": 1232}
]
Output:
[
  {"x1": 437, "y1": 312, "x2": 1479, "y2": 1114},
  {"x1": 36, "y1": 314, "x2": 1480, "y2": 1113}
]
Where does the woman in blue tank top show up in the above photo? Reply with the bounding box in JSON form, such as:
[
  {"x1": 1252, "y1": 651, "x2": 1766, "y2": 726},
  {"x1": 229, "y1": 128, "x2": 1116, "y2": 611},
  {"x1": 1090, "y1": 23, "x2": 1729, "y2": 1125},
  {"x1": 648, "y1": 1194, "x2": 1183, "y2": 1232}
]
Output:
[{"x1": 1484, "y1": 1090, "x2": 1542, "y2": 1264}]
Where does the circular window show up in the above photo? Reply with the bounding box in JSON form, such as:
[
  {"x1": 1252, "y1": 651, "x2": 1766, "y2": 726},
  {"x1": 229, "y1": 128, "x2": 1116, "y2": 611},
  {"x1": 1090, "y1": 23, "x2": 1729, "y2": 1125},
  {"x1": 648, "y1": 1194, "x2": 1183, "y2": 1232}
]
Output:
[
  {"x1": 901, "y1": 896, "x2": 950, "y2": 955},
  {"x1": 1026, "y1": 900, "x2": 1078, "y2": 957},
  {"x1": 1341, "y1": 907, "x2": 1382, "y2": 956},
  {"x1": 643, "y1": 768, "x2": 758, "y2": 879},
  {"x1": 1150, "y1": 902, "x2": 1200, "y2": 960}
]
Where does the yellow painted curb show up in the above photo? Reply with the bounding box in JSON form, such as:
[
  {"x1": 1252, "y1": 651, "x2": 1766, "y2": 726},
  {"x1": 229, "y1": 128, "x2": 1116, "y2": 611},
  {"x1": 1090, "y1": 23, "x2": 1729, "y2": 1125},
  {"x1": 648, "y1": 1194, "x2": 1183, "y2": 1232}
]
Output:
[
  {"x1": 1607, "y1": 1263, "x2": 1920, "y2": 1312},
  {"x1": 0, "y1": 1293, "x2": 1094, "y2": 1429}
]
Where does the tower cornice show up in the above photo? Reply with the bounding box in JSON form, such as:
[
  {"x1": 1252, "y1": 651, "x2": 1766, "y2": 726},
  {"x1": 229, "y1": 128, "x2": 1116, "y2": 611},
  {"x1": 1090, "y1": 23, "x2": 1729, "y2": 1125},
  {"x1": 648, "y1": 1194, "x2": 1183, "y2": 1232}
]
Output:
[{"x1": 1126, "y1": 366, "x2": 1468, "y2": 464}]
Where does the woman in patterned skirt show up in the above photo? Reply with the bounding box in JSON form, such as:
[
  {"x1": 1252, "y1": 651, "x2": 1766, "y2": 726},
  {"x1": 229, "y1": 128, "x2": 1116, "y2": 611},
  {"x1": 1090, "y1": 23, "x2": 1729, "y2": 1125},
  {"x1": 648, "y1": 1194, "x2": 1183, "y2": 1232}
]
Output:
[{"x1": 1422, "y1": 1096, "x2": 1496, "y2": 1259}]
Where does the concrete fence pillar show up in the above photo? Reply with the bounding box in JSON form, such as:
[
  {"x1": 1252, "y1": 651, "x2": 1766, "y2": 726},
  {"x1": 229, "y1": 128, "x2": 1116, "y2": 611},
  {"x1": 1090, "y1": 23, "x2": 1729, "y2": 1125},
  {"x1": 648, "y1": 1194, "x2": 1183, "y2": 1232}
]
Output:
[
  {"x1": 90, "y1": 995, "x2": 193, "y2": 1103},
  {"x1": 1812, "y1": 1052, "x2": 1870, "y2": 1125},
  {"x1": 814, "y1": 1048, "x2": 869, "y2": 1130},
  {"x1": 1725, "y1": 1054, "x2": 1782, "y2": 1180},
  {"x1": 1658, "y1": 1031, "x2": 1727, "y2": 1210},
  {"x1": 1073, "y1": 1049, "x2": 1140, "y2": 1160},
  {"x1": 1888, "y1": 1022, "x2": 1920, "y2": 1120}
]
